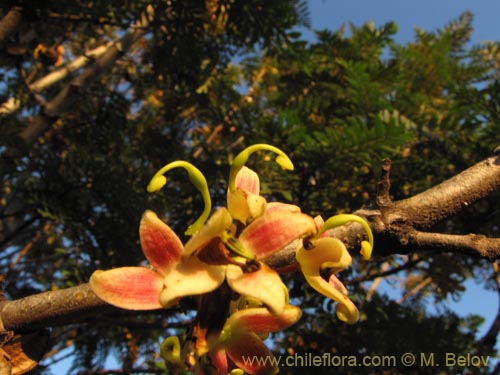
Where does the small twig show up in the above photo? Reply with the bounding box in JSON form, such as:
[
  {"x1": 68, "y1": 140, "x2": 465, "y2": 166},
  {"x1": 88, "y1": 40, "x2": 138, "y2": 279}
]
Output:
[
  {"x1": 397, "y1": 276, "x2": 432, "y2": 304},
  {"x1": 376, "y1": 158, "x2": 393, "y2": 208},
  {"x1": 9, "y1": 223, "x2": 49, "y2": 269},
  {"x1": 350, "y1": 256, "x2": 423, "y2": 284},
  {"x1": 0, "y1": 43, "x2": 112, "y2": 115},
  {"x1": 365, "y1": 261, "x2": 389, "y2": 301}
]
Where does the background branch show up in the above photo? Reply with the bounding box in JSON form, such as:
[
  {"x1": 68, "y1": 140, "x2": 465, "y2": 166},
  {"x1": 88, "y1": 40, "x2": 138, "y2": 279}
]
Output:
[
  {"x1": 18, "y1": 5, "x2": 153, "y2": 144},
  {"x1": 0, "y1": 43, "x2": 112, "y2": 115}
]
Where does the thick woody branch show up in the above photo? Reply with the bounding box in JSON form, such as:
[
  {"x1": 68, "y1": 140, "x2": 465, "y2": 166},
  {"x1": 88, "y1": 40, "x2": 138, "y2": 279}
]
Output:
[
  {"x1": 369, "y1": 153, "x2": 500, "y2": 259},
  {"x1": 389, "y1": 155, "x2": 500, "y2": 229},
  {"x1": 0, "y1": 283, "x2": 114, "y2": 331},
  {"x1": 266, "y1": 153, "x2": 500, "y2": 267}
]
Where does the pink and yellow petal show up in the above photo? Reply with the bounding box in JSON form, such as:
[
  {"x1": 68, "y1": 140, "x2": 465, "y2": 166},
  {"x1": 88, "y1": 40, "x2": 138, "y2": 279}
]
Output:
[
  {"x1": 160, "y1": 257, "x2": 225, "y2": 307},
  {"x1": 234, "y1": 166, "x2": 260, "y2": 195},
  {"x1": 139, "y1": 210, "x2": 183, "y2": 274},
  {"x1": 184, "y1": 208, "x2": 233, "y2": 257},
  {"x1": 226, "y1": 263, "x2": 286, "y2": 315},
  {"x1": 196, "y1": 346, "x2": 228, "y2": 375},
  {"x1": 90, "y1": 267, "x2": 164, "y2": 310},
  {"x1": 302, "y1": 274, "x2": 359, "y2": 324},
  {"x1": 224, "y1": 306, "x2": 302, "y2": 335},
  {"x1": 265, "y1": 202, "x2": 301, "y2": 213},
  {"x1": 228, "y1": 166, "x2": 267, "y2": 222},
  {"x1": 239, "y1": 210, "x2": 317, "y2": 259},
  {"x1": 210, "y1": 347, "x2": 229, "y2": 375},
  {"x1": 224, "y1": 332, "x2": 278, "y2": 375}
]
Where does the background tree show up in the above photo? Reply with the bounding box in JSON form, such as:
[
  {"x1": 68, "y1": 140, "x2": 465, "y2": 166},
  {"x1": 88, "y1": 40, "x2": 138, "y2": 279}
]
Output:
[{"x1": 0, "y1": 1, "x2": 499, "y2": 374}]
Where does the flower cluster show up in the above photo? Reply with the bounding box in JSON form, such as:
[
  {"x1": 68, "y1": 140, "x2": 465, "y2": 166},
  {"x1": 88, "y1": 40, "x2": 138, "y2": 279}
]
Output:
[{"x1": 90, "y1": 144, "x2": 373, "y2": 375}]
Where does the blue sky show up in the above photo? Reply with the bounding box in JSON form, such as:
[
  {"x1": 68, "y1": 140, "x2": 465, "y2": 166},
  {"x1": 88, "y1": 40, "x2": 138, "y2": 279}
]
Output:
[
  {"x1": 305, "y1": 0, "x2": 500, "y2": 341},
  {"x1": 306, "y1": 0, "x2": 500, "y2": 45}
]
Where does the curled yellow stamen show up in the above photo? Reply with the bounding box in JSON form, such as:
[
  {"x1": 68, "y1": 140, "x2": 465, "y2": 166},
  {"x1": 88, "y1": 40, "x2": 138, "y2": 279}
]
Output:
[
  {"x1": 315, "y1": 214, "x2": 374, "y2": 260},
  {"x1": 147, "y1": 161, "x2": 211, "y2": 235},
  {"x1": 228, "y1": 144, "x2": 294, "y2": 192}
]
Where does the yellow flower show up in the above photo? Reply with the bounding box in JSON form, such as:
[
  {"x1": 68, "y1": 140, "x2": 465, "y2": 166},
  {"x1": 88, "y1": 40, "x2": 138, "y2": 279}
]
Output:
[{"x1": 296, "y1": 214, "x2": 373, "y2": 324}]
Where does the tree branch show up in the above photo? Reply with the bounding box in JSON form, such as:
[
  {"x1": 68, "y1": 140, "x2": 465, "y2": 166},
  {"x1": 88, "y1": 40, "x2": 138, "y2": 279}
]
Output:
[
  {"x1": 1, "y1": 153, "x2": 499, "y2": 336},
  {"x1": 406, "y1": 230, "x2": 500, "y2": 259},
  {"x1": 369, "y1": 153, "x2": 500, "y2": 259},
  {"x1": 266, "y1": 153, "x2": 500, "y2": 267},
  {"x1": 18, "y1": 5, "x2": 154, "y2": 144},
  {"x1": 0, "y1": 43, "x2": 112, "y2": 115},
  {"x1": 389, "y1": 155, "x2": 500, "y2": 229},
  {"x1": 0, "y1": 283, "x2": 114, "y2": 331}
]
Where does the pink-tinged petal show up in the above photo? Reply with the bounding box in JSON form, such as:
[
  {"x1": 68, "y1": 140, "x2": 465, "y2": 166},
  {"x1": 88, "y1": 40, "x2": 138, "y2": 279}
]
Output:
[
  {"x1": 239, "y1": 211, "x2": 317, "y2": 259},
  {"x1": 302, "y1": 273, "x2": 359, "y2": 324},
  {"x1": 329, "y1": 273, "x2": 348, "y2": 295},
  {"x1": 314, "y1": 215, "x2": 325, "y2": 231},
  {"x1": 184, "y1": 208, "x2": 233, "y2": 257},
  {"x1": 224, "y1": 332, "x2": 278, "y2": 375},
  {"x1": 228, "y1": 167, "x2": 267, "y2": 223},
  {"x1": 140, "y1": 210, "x2": 183, "y2": 274},
  {"x1": 265, "y1": 202, "x2": 301, "y2": 213},
  {"x1": 90, "y1": 267, "x2": 163, "y2": 310},
  {"x1": 235, "y1": 166, "x2": 260, "y2": 195},
  {"x1": 224, "y1": 306, "x2": 302, "y2": 335},
  {"x1": 296, "y1": 237, "x2": 352, "y2": 276},
  {"x1": 226, "y1": 263, "x2": 286, "y2": 315},
  {"x1": 160, "y1": 257, "x2": 225, "y2": 307},
  {"x1": 197, "y1": 346, "x2": 228, "y2": 375},
  {"x1": 209, "y1": 347, "x2": 228, "y2": 375}
]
